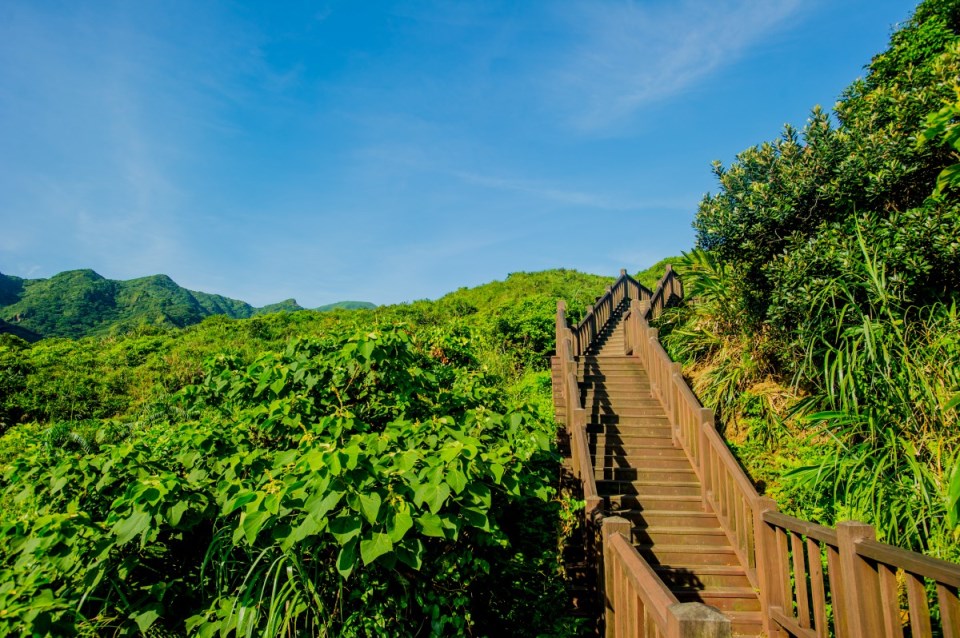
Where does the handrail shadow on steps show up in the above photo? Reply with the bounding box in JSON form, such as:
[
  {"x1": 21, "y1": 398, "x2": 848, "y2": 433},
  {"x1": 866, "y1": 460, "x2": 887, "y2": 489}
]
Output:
[{"x1": 555, "y1": 266, "x2": 960, "y2": 638}]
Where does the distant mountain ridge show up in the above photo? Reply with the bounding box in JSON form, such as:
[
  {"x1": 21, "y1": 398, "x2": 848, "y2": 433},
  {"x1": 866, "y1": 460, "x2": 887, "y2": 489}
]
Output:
[{"x1": 0, "y1": 269, "x2": 375, "y2": 340}]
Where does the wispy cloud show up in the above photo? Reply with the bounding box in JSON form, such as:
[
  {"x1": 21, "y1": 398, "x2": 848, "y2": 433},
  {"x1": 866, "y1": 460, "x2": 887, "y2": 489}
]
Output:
[
  {"x1": 451, "y1": 170, "x2": 688, "y2": 212},
  {"x1": 550, "y1": 0, "x2": 806, "y2": 131}
]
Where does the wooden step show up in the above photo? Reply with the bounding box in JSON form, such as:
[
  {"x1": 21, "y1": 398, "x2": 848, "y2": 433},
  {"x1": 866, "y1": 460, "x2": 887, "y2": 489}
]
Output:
[
  {"x1": 593, "y1": 467, "x2": 697, "y2": 482},
  {"x1": 594, "y1": 411, "x2": 669, "y2": 422},
  {"x1": 589, "y1": 431, "x2": 673, "y2": 443},
  {"x1": 724, "y1": 611, "x2": 764, "y2": 637},
  {"x1": 587, "y1": 423, "x2": 672, "y2": 436},
  {"x1": 590, "y1": 412, "x2": 669, "y2": 422},
  {"x1": 580, "y1": 366, "x2": 650, "y2": 382},
  {"x1": 627, "y1": 511, "x2": 719, "y2": 529},
  {"x1": 596, "y1": 479, "x2": 701, "y2": 498},
  {"x1": 634, "y1": 526, "x2": 730, "y2": 547},
  {"x1": 580, "y1": 384, "x2": 653, "y2": 395},
  {"x1": 606, "y1": 494, "x2": 703, "y2": 512},
  {"x1": 582, "y1": 396, "x2": 659, "y2": 409},
  {"x1": 588, "y1": 409, "x2": 666, "y2": 420},
  {"x1": 637, "y1": 544, "x2": 740, "y2": 567},
  {"x1": 672, "y1": 588, "x2": 761, "y2": 612},
  {"x1": 592, "y1": 443, "x2": 686, "y2": 456},
  {"x1": 594, "y1": 455, "x2": 691, "y2": 469},
  {"x1": 653, "y1": 564, "x2": 751, "y2": 589}
]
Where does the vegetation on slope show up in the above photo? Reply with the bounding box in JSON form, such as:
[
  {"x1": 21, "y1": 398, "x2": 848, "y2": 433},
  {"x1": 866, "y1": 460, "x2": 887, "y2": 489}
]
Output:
[
  {"x1": 0, "y1": 268, "x2": 611, "y2": 636},
  {"x1": 634, "y1": 257, "x2": 683, "y2": 290},
  {"x1": 659, "y1": 0, "x2": 960, "y2": 559},
  {"x1": 0, "y1": 270, "x2": 376, "y2": 340}
]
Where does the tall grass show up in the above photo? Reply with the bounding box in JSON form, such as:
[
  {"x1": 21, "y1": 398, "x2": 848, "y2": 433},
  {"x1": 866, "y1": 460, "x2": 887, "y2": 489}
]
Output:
[
  {"x1": 789, "y1": 228, "x2": 960, "y2": 556},
  {"x1": 659, "y1": 250, "x2": 787, "y2": 444},
  {"x1": 660, "y1": 235, "x2": 960, "y2": 559}
]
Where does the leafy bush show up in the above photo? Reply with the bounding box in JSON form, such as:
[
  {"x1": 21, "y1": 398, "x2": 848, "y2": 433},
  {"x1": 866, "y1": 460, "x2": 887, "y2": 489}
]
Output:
[{"x1": 664, "y1": 0, "x2": 960, "y2": 560}]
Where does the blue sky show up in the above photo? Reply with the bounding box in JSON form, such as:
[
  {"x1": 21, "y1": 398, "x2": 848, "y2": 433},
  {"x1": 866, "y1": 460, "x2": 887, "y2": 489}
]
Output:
[{"x1": 1, "y1": 0, "x2": 916, "y2": 307}]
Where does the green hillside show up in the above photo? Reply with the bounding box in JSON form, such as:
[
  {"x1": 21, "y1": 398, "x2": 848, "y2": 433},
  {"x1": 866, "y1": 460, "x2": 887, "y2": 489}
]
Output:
[
  {"x1": 0, "y1": 267, "x2": 611, "y2": 636},
  {"x1": 0, "y1": 270, "x2": 374, "y2": 340},
  {"x1": 314, "y1": 300, "x2": 377, "y2": 312},
  {"x1": 634, "y1": 256, "x2": 682, "y2": 290}
]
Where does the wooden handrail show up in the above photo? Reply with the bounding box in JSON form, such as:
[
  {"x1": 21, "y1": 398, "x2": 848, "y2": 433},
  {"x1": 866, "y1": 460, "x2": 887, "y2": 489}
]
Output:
[
  {"x1": 607, "y1": 531, "x2": 676, "y2": 634},
  {"x1": 559, "y1": 266, "x2": 960, "y2": 636},
  {"x1": 758, "y1": 509, "x2": 960, "y2": 637}
]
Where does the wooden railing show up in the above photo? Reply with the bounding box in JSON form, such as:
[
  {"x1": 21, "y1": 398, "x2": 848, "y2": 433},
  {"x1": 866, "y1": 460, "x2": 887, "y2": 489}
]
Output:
[
  {"x1": 643, "y1": 264, "x2": 682, "y2": 321},
  {"x1": 600, "y1": 517, "x2": 730, "y2": 638},
  {"x1": 556, "y1": 301, "x2": 601, "y2": 517},
  {"x1": 626, "y1": 266, "x2": 960, "y2": 637},
  {"x1": 566, "y1": 270, "x2": 652, "y2": 357},
  {"x1": 557, "y1": 264, "x2": 960, "y2": 637},
  {"x1": 758, "y1": 507, "x2": 960, "y2": 638},
  {"x1": 556, "y1": 271, "x2": 729, "y2": 638}
]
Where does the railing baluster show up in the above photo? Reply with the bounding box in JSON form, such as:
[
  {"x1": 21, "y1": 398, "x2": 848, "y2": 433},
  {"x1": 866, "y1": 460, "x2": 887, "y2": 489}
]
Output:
[
  {"x1": 877, "y1": 563, "x2": 901, "y2": 638},
  {"x1": 938, "y1": 583, "x2": 960, "y2": 638},
  {"x1": 807, "y1": 536, "x2": 829, "y2": 637},
  {"x1": 791, "y1": 531, "x2": 811, "y2": 628},
  {"x1": 906, "y1": 571, "x2": 933, "y2": 637}
]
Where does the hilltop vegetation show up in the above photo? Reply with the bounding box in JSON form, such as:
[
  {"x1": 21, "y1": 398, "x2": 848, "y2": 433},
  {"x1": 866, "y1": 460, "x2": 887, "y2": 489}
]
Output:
[
  {"x1": 659, "y1": 0, "x2": 960, "y2": 560},
  {"x1": 0, "y1": 268, "x2": 611, "y2": 636},
  {"x1": 0, "y1": 270, "x2": 375, "y2": 340}
]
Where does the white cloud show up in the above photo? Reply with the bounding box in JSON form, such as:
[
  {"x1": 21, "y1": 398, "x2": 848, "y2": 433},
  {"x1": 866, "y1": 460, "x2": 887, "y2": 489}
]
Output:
[
  {"x1": 452, "y1": 170, "x2": 689, "y2": 212},
  {"x1": 550, "y1": 0, "x2": 806, "y2": 130}
]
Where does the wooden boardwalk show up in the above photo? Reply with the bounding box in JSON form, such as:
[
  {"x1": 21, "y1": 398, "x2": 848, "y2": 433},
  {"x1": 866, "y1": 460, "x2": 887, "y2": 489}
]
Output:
[{"x1": 553, "y1": 269, "x2": 960, "y2": 638}]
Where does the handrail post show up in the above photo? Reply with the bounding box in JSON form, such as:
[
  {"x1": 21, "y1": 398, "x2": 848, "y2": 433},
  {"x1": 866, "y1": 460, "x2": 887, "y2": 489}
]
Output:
[
  {"x1": 836, "y1": 521, "x2": 884, "y2": 638},
  {"x1": 666, "y1": 602, "x2": 731, "y2": 638},
  {"x1": 753, "y1": 498, "x2": 781, "y2": 637},
  {"x1": 602, "y1": 517, "x2": 632, "y2": 638},
  {"x1": 699, "y1": 408, "x2": 714, "y2": 512},
  {"x1": 670, "y1": 363, "x2": 683, "y2": 445}
]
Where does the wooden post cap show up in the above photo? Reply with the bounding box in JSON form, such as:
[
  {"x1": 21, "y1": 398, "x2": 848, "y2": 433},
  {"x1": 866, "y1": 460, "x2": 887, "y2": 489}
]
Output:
[
  {"x1": 601, "y1": 516, "x2": 632, "y2": 540},
  {"x1": 666, "y1": 603, "x2": 731, "y2": 637}
]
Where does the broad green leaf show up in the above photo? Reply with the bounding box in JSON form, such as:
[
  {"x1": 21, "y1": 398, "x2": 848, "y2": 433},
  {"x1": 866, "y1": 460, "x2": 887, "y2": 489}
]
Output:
[
  {"x1": 113, "y1": 510, "x2": 152, "y2": 545},
  {"x1": 397, "y1": 450, "x2": 419, "y2": 472},
  {"x1": 241, "y1": 510, "x2": 270, "y2": 545},
  {"x1": 329, "y1": 515, "x2": 362, "y2": 544},
  {"x1": 359, "y1": 340, "x2": 376, "y2": 360},
  {"x1": 305, "y1": 489, "x2": 343, "y2": 521},
  {"x1": 343, "y1": 445, "x2": 361, "y2": 470},
  {"x1": 446, "y1": 468, "x2": 467, "y2": 494},
  {"x1": 359, "y1": 492, "x2": 381, "y2": 524},
  {"x1": 132, "y1": 609, "x2": 160, "y2": 633},
  {"x1": 433, "y1": 482, "x2": 450, "y2": 513},
  {"x1": 360, "y1": 532, "x2": 393, "y2": 565},
  {"x1": 222, "y1": 492, "x2": 258, "y2": 516},
  {"x1": 462, "y1": 507, "x2": 490, "y2": 531},
  {"x1": 415, "y1": 482, "x2": 450, "y2": 514},
  {"x1": 337, "y1": 538, "x2": 358, "y2": 578},
  {"x1": 396, "y1": 538, "x2": 424, "y2": 571},
  {"x1": 186, "y1": 467, "x2": 208, "y2": 483},
  {"x1": 283, "y1": 514, "x2": 325, "y2": 550},
  {"x1": 413, "y1": 483, "x2": 435, "y2": 509},
  {"x1": 489, "y1": 463, "x2": 504, "y2": 484},
  {"x1": 417, "y1": 513, "x2": 445, "y2": 538},
  {"x1": 948, "y1": 462, "x2": 960, "y2": 528},
  {"x1": 439, "y1": 442, "x2": 462, "y2": 463},
  {"x1": 466, "y1": 483, "x2": 491, "y2": 508},
  {"x1": 388, "y1": 506, "x2": 414, "y2": 543},
  {"x1": 166, "y1": 501, "x2": 190, "y2": 527}
]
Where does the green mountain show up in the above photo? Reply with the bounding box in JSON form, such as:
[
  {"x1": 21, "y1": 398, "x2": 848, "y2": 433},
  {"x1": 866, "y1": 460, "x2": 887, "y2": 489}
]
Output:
[
  {"x1": 314, "y1": 300, "x2": 377, "y2": 312},
  {"x1": 0, "y1": 269, "x2": 373, "y2": 340}
]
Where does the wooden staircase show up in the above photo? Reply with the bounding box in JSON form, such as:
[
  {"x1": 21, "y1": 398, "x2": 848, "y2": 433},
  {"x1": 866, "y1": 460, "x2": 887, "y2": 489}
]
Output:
[
  {"x1": 566, "y1": 307, "x2": 762, "y2": 637},
  {"x1": 555, "y1": 270, "x2": 960, "y2": 638}
]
